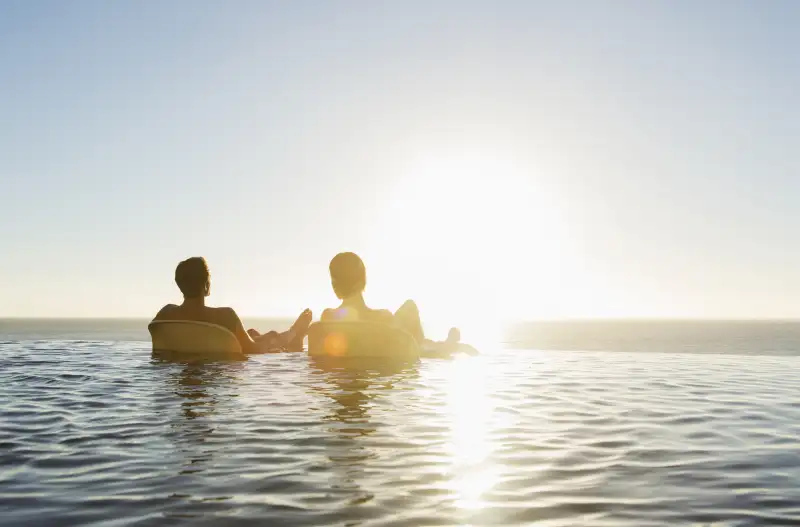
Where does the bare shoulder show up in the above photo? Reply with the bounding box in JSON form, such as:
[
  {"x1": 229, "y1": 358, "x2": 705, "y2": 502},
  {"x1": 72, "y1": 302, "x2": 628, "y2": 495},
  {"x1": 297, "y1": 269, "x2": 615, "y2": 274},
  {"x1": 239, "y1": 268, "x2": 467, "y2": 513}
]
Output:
[
  {"x1": 320, "y1": 308, "x2": 336, "y2": 321},
  {"x1": 372, "y1": 309, "x2": 395, "y2": 323},
  {"x1": 211, "y1": 306, "x2": 238, "y2": 321},
  {"x1": 205, "y1": 306, "x2": 240, "y2": 333},
  {"x1": 152, "y1": 304, "x2": 178, "y2": 321}
]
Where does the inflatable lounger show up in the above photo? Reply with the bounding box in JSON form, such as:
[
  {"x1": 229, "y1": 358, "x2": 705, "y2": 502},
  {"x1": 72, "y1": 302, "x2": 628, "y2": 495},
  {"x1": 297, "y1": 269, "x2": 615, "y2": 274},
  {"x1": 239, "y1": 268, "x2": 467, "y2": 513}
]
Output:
[
  {"x1": 307, "y1": 321, "x2": 420, "y2": 360},
  {"x1": 148, "y1": 320, "x2": 245, "y2": 359}
]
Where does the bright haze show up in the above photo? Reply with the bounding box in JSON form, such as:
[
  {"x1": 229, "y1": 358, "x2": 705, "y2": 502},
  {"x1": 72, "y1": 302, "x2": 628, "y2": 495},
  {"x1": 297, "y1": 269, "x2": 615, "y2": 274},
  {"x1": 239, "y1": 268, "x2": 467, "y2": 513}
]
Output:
[{"x1": 1, "y1": 1, "x2": 799, "y2": 336}]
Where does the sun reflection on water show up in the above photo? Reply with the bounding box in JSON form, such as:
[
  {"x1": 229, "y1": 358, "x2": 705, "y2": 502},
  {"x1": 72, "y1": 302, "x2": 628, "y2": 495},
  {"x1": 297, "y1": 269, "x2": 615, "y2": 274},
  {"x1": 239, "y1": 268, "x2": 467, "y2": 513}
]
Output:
[{"x1": 443, "y1": 355, "x2": 498, "y2": 510}]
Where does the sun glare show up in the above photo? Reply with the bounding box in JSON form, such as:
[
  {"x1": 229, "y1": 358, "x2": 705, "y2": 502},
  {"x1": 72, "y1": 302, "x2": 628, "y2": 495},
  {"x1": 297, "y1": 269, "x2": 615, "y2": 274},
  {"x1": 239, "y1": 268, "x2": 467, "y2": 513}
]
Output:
[
  {"x1": 366, "y1": 148, "x2": 572, "y2": 344},
  {"x1": 443, "y1": 355, "x2": 497, "y2": 509}
]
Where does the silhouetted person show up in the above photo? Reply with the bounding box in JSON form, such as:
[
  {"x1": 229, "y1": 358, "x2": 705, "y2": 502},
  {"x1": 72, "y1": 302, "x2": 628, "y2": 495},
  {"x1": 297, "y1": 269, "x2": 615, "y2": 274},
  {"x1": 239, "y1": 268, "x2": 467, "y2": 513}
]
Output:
[
  {"x1": 321, "y1": 252, "x2": 460, "y2": 349},
  {"x1": 153, "y1": 257, "x2": 312, "y2": 353}
]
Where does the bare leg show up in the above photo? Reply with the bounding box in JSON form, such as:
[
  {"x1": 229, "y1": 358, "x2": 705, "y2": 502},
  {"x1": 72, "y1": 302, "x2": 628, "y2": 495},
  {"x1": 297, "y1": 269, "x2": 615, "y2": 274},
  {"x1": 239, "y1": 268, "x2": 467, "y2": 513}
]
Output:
[
  {"x1": 446, "y1": 327, "x2": 461, "y2": 344},
  {"x1": 394, "y1": 300, "x2": 425, "y2": 343},
  {"x1": 282, "y1": 308, "x2": 313, "y2": 351},
  {"x1": 247, "y1": 309, "x2": 312, "y2": 351},
  {"x1": 249, "y1": 329, "x2": 280, "y2": 340},
  {"x1": 394, "y1": 301, "x2": 462, "y2": 353}
]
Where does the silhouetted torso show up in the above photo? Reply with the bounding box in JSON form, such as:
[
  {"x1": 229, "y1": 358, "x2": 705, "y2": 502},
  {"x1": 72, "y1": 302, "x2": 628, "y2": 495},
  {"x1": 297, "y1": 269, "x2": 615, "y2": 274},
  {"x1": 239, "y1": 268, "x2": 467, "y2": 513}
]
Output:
[
  {"x1": 321, "y1": 299, "x2": 394, "y2": 324},
  {"x1": 153, "y1": 304, "x2": 238, "y2": 334}
]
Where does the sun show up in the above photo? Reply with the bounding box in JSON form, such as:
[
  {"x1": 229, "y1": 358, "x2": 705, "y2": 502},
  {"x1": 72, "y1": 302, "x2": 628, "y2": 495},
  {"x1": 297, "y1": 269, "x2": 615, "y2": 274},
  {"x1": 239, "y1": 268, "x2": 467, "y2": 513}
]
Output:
[{"x1": 364, "y1": 148, "x2": 573, "y2": 345}]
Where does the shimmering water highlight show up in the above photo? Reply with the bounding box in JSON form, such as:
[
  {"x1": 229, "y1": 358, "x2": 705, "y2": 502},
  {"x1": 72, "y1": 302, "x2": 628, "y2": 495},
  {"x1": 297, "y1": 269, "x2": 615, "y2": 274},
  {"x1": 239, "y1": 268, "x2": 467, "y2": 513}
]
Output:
[{"x1": 2, "y1": 338, "x2": 800, "y2": 525}]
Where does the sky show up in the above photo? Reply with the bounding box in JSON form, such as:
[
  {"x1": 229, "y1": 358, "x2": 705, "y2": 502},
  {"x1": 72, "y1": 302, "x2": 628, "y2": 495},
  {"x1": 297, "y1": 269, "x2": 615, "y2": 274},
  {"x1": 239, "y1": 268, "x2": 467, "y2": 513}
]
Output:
[{"x1": 1, "y1": 1, "x2": 799, "y2": 329}]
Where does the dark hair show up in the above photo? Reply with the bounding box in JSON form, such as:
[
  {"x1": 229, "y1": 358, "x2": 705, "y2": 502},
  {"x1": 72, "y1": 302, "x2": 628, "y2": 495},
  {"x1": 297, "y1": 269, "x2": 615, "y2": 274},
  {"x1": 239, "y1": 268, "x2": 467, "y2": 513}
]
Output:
[
  {"x1": 329, "y1": 252, "x2": 366, "y2": 299},
  {"x1": 175, "y1": 257, "x2": 210, "y2": 298}
]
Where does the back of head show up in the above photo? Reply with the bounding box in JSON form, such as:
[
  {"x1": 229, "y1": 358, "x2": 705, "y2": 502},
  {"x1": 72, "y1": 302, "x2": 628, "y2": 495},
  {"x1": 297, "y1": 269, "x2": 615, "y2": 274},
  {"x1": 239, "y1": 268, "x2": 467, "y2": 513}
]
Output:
[
  {"x1": 329, "y1": 252, "x2": 366, "y2": 299},
  {"x1": 175, "y1": 257, "x2": 210, "y2": 298}
]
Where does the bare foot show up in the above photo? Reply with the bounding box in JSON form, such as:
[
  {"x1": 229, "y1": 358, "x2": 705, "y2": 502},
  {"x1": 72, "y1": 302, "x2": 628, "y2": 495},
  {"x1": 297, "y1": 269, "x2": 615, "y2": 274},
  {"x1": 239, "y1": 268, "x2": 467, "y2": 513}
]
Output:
[{"x1": 287, "y1": 309, "x2": 313, "y2": 351}]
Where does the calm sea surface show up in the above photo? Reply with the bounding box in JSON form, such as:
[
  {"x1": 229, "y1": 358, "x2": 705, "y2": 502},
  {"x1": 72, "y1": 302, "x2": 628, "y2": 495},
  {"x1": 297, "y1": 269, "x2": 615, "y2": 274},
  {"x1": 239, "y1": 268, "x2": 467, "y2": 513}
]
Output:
[{"x1": 3, "y1": 319, "x2": 800, "y2": 526}]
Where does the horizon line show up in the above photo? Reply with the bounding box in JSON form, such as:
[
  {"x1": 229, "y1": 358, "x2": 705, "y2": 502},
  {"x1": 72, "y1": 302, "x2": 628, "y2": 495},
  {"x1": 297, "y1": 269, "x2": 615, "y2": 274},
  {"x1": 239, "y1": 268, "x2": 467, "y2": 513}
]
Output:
[{"x1": 4, "y1": 316, "x2": 800, "y2": 323}]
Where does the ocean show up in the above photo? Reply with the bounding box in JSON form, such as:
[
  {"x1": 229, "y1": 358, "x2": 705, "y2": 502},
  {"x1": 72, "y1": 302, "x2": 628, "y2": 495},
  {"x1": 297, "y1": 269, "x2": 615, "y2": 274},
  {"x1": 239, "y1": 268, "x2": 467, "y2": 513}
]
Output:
[{"x1": 2, "y1": 319, "x2": 800, "y2": 526}]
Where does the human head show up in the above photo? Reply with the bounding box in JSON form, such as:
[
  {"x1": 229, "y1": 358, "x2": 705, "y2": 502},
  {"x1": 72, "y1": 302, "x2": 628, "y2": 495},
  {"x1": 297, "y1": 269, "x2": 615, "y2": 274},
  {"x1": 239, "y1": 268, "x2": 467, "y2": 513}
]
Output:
[
  {"x1": 329, "y1": 252, "x2": 366, "y2": 299},
  {"x1": 175, "y1": 257, "x2": 211, "y2": 298}
]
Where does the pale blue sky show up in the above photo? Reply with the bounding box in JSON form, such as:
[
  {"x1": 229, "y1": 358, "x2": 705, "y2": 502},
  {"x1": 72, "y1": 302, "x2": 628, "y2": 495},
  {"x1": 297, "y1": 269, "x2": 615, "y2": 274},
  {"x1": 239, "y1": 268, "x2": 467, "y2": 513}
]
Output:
[{"x1": 1, "y1": 1, "x2": 799, "y2": 323}]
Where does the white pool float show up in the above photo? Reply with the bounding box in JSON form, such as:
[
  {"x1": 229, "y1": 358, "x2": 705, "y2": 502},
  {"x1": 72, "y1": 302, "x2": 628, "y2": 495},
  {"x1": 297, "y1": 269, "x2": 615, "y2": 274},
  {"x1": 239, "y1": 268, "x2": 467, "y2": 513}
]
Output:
[
  {"x1": 148, "y1": 320, "x2": 245, "y2": 359},
  {"x1": 308, "y1": 321, "x2": 478, "y2": 359},
  {"x1": 307, "y1": 321, "x2": 420, "y2": 359}
]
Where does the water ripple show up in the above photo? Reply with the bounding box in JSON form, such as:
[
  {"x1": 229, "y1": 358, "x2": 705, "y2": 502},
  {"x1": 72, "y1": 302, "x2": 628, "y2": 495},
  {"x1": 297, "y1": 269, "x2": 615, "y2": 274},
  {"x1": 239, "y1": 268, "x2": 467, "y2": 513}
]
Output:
[{"x1": 1, "y1": 343, "x2": 800, "y2": 525}]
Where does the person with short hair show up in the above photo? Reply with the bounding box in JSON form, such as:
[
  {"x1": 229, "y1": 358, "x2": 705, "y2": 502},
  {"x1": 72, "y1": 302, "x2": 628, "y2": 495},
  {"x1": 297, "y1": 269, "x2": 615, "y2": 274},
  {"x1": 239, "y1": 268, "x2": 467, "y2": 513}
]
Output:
[
  {"x1": 321, "y1": 252, "x2": 460, "y2": 349},
  {"x1": 153, "y1": 257, "x2": 312, "y2": 353}
]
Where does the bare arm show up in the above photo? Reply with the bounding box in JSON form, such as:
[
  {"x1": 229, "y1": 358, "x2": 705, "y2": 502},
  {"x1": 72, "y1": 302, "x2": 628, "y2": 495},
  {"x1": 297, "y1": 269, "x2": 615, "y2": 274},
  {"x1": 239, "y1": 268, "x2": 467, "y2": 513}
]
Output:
[{"x1": 220, "y1": 308, "x2": 258, "y2": 354}]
